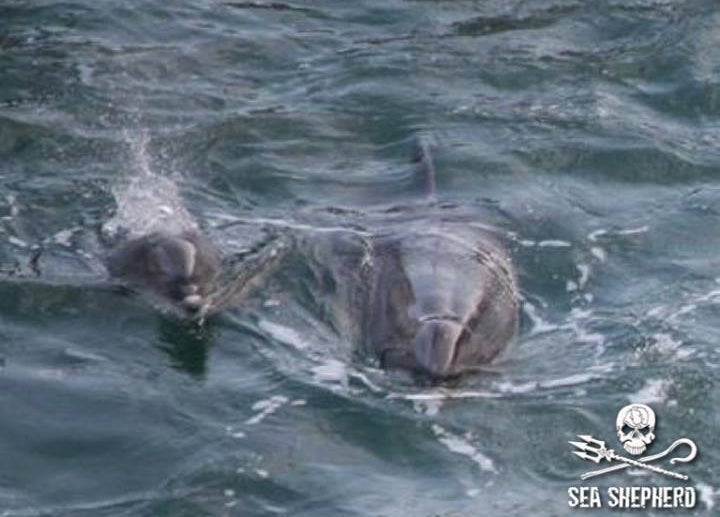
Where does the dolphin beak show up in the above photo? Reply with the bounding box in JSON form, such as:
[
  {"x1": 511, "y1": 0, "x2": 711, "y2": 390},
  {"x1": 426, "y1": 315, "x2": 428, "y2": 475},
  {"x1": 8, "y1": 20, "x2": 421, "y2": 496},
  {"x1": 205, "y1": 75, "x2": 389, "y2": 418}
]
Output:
[
  {"x1": 414, "y1": 319, "x2": 464, "y2": 378},
  {"x1": 178, "y1": 283, "x2": 205, "y2": 310}
]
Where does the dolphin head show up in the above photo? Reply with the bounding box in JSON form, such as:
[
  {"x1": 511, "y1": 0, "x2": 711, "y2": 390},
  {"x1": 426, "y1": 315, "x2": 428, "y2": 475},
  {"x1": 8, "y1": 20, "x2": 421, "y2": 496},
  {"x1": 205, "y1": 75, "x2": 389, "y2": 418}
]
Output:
[
  {"x1": 108, "y1": 231, "x2": 221, "y2": 312},
  {"x1": 370, "y1": 233, "x2": 517, "y2": 379}
]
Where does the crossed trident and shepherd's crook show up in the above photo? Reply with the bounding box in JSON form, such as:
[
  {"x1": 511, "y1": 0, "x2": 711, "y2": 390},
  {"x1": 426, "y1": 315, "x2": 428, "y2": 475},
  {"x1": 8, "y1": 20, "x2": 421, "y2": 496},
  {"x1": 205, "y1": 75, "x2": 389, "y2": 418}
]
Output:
[{"x1": 569, "y1": 435, "x2": 698, "y2": 480}]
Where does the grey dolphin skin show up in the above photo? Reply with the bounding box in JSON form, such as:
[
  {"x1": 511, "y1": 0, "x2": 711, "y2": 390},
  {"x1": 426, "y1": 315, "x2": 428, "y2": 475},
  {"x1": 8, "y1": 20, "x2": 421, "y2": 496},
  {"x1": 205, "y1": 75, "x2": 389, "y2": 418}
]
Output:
[
  {"x1": 358, "y1": 141, "x2": 519, "y2": 378},
  {"x1": 365, "y1": 227, "x2": 518, "y2": 378},
  {"x1": 106, "y1": 231, "x2": 221, "y2": 312}
]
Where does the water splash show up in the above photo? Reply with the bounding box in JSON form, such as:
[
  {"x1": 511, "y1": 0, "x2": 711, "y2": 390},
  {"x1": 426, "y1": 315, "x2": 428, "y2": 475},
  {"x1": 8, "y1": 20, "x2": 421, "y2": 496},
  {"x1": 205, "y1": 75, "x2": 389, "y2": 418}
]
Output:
[
  {"x1": 431, "y1": 424, "x2": 496, "y2": 473},
  {"x1": 103, "y1": 130, "x2": 199, "y2": 238},
  {"x1": 630, "y1": 378, "x2": 674, "y2": 406},
  {"x1": 246, "y1": 395, "x2": 290, "y2": 426}
]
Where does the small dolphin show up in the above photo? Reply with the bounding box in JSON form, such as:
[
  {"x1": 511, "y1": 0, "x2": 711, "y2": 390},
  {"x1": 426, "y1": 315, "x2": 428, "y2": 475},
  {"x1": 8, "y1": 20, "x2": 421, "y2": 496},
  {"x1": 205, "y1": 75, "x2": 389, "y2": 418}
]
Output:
[{"x1": 106, "y1": 231, "x2": 221, "y2": 312}]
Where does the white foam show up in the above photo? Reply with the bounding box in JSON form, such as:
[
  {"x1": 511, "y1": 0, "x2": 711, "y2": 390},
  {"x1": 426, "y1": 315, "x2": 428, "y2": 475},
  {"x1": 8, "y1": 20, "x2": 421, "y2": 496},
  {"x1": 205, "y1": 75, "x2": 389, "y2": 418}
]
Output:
[
  {"x1": 590, "y1": 247, "x2": 607, "y2": 262},
  {"x1": 389, "y1": 390, "x2": 500, "y2": 401},
  {"x1": 523, "y1": 299, "x2": 562, "y2": 336},
  {"x1": 570, "y1": 307, "x2": 592, "y2": 319},
  {"x1": 246, "y1": 395, "x2": 289, "y2": 425},
  {"x1": 53, "y1": 228, "x2": 75, "y2": 246},
  {"x1": 668, "y1": 303, "x2": 697, "y2": 322},
  {"x1": 5, "y1": 193, "x2": 18, "y2": 217},
  {"x1": 696, "y1": 482, "x2": 716, "y2": 511},
  {"x1": 649, "y1": 333, "x2": 685, "y2": 358},
  {"x1": 258, "y1": 320, "x2": 308, "y2": 350},
  {"x1": 347, "y1": 368, "x2": 384, "y2": 393},
  {"x1": 431, "y1": 424, "x2": 496, "y2": 472},
  {"x1": 577, "y1": 264, "x2": 590, "y2": 288},
  {"x1": 537, "y1": 240, "x2": 572, "y2": 248},
  {"x1": 225, "y1": 426, "x2": 246, "y2": 439},
  {"x1": 588, "y1": 226, "x2": 647, "y2": 253},
  {"x1": 695, "y1": 288, "x2": 720, "y2": 303},
  {"x1": 616, "y1": 225, "x2": 649, "y2": 236},
  {"x1": 8, "y1": 236, "x2": 28, "y2": 248},
  {"x1": 311, "y1": 359, "x2": 348, "y2": 386},
  {"x1": 493, "y1": 380, "x2": 538, "y2": 394},
  {"x1": 587, "y1": 361, "x2": 618, "y2": 375},
  {"x1": 630, "y1": 379, "x2": 672, "y2": 405},
  {"x1": 645, "y1": 305, "x2": 665, "y2": 318},
  {"x1": 588, "y1": 229, "x2": 607, "y2": 242},
  {"x1": 575, "y1": 330, "x2": 605, "y2": 346},
  {"x1": 494, "y1": 372, "x2": 597, "y2": 394},
  {"x1": 104, "y1": 130, "x2": 199, "y2": 238},
  {"x1": 539, "y1": 372, "x2": 596, "y2": 389},
  {"x1": 648, "y1": 286, "x2": 720, "y2": 327}
]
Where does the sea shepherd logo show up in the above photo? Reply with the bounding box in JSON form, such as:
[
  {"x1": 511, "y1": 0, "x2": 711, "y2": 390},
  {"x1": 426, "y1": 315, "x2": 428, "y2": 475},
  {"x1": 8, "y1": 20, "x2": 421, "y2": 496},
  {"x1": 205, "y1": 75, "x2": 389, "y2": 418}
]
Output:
[{"x1": 567, "y1": 404, "x2": 699, "y2": 510}]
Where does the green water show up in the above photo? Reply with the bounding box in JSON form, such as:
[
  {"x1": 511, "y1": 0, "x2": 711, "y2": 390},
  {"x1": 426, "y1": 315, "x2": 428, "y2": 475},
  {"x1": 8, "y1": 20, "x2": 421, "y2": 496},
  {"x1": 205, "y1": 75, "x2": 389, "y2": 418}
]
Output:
[{"x1": 1, "y1": 1, "x2": 719, "y2": 515}]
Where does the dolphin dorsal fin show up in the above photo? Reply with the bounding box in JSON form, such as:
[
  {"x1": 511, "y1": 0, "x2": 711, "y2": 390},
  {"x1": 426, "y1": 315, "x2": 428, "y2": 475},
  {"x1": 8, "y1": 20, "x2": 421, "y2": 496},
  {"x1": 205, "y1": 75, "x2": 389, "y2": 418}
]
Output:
[{"x1": 411, "y1": 137, "x2": 437, "y2": 201}]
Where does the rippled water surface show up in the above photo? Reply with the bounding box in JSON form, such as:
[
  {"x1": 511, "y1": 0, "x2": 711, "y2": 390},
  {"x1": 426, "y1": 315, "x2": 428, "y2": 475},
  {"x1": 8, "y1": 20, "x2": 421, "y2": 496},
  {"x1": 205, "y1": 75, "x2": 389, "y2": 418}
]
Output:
[{"x1": 1, "y1": 1, "x2": 720, "y2": 515}]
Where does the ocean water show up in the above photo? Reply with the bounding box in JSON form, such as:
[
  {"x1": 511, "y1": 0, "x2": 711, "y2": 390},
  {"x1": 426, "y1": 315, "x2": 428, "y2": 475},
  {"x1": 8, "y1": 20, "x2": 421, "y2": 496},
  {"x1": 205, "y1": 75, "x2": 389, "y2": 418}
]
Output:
[{"x1": 1, "y1": 1, "x2": 719, "y2": 515}]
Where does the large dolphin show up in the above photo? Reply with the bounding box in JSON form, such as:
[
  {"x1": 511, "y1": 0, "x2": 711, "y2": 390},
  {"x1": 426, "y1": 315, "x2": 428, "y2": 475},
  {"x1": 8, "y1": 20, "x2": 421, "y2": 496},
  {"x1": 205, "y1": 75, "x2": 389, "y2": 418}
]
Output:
[
  {"x1": 313, "y1": 140, "x2": 519, "y2": 379},
  {"x1": 380, "y1": 142, "x2": 517, "y2": 377}
]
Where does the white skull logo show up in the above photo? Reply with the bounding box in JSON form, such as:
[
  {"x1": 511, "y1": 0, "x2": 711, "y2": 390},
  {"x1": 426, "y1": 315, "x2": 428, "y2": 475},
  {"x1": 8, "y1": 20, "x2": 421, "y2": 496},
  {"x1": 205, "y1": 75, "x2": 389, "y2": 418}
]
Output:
[{"x1": 616, "y1": 404, "x2": 656, "y2": 456}]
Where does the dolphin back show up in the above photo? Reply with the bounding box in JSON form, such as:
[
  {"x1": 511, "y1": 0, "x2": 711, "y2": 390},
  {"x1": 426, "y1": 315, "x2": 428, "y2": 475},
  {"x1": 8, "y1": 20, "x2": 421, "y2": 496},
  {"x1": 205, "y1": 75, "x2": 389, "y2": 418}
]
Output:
[{"x1": 356, "y1": 139, "x2": 519, "y2": 378}]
